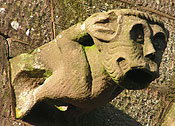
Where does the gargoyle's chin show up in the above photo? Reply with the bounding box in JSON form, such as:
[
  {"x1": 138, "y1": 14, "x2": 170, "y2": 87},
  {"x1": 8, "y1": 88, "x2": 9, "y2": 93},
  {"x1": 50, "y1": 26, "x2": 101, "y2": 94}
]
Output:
[{"x1": 114, "y1": 68, "x2": 158, "y2": 90}]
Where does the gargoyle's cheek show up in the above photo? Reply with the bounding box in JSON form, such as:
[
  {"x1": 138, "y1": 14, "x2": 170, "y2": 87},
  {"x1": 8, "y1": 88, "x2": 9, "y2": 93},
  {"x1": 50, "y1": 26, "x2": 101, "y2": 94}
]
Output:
[{"x1": 103, "y1": 44, "x2": 160, "y2": 89}]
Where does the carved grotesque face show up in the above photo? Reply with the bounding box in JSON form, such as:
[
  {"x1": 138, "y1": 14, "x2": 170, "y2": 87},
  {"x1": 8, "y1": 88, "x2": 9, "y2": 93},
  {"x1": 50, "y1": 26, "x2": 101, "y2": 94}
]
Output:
[{"x1": 85, "y1": 10, "x2": 167, "y2": 89}]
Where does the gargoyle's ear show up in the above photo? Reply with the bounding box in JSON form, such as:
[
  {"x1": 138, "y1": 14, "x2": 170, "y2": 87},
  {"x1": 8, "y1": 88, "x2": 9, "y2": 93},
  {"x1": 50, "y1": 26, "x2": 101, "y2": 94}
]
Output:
[{"x1": 84, "y1": 11, "x2": 119, "y2": 42}]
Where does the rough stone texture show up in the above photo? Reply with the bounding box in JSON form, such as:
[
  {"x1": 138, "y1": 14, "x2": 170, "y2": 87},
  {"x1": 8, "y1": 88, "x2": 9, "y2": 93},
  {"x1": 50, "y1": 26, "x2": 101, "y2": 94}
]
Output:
[
  {"x1": 161, "y1": 102, "x2": 175, "y2": 126},
  {"x1": 1, "y1": 0, "x2": 175, "y2": 126},
  {"x1": 0, "y1": 0, "x2": 52, "y2": 125},
  {"x1": 0, "y1": 35, "x2": 12, "y2": 126},
  {"x1": 0, "y1": 35, "x2": 30, "y2": 126},
  {"x1": 0, "y1": 0, "x2": 52, "y2": 57},
  {"x1": 10, "y1": 9, "x2": 168, "y2": 126}
]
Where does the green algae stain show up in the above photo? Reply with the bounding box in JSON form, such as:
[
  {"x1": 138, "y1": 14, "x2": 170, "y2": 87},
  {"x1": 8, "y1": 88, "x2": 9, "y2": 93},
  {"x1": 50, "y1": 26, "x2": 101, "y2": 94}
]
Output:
[
  {"x1": 43, "y1": 70, "x2": 52, "y2": 79},
  {"x1": 84, "y1": 44, "x2": 96, "y2": 50},
  {"x1": 55, "y1": 105, "x2": 68, "y2": 111},
  {"x1": 10, "y1": 53, "x2": 34, "y2": 83},
  {"x1": 15, "y1": 108, "x2": 22, "y2": 119},
  {"x1": 19, "y1": 54, "x2": 34, "y2": 70}
]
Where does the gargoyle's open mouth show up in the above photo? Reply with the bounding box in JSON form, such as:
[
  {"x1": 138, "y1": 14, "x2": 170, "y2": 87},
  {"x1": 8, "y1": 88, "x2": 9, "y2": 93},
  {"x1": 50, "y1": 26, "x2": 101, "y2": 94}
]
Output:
[{"x1": 119, "y1": 69, "x2": 155, "y2": 90}]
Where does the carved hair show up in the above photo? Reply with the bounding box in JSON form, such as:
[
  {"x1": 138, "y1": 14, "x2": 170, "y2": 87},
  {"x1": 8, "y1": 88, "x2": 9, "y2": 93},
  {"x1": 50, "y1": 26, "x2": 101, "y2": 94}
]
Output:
[{"x1": 111, "y1": 9, "x2": 164, "y2": 28}]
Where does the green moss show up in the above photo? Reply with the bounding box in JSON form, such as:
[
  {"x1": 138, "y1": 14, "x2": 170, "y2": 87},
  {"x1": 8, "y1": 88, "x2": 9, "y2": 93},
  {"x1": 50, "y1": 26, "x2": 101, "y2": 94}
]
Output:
[
  {"x1": 84, "y1": 44, "x2": 96, "y2": 50},
  {"x1": 43, "y1": 70, "x2": 53, "y2": 79},
  {"x1": 19, "y1": 54, "x2": 35, "y2": 71},
  {"x1": 15, "y1": 107, "x2": 22, "y2": 119},
  {"x1": 22, "y1": 69, "x2": 52, "y2": 80},
  {"x1": 111, "y1": 77, "x2": 120, "y2": 85},
  {"x1": 10, "y1": 53, "x2": 34, "y2": 82},
  {"x1": 54, "y1": 105, "x2": 68, "y2": 111}
]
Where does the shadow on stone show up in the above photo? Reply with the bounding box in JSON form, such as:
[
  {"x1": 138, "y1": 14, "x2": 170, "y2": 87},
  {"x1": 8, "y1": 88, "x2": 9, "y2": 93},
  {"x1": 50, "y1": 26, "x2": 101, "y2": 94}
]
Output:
[
  {"x1": 22, "y1": 101, "x2": 68, "y2": 126},
  {"x1": 78, "y1": 103, "x2": 142, "y2": 126},
  {"x1": 23, "y1": 102, "x2": 142, "y2": 126}
]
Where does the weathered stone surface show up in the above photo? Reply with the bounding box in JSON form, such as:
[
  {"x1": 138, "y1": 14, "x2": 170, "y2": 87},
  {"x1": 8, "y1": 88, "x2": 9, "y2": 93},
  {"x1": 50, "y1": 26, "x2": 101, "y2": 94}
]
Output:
[
  {"x1": 161, "y1": 102, "x2": 175, "y2": 126},
  {"x1": 1, "y1": 0, "x2": 175, "y2": 126},
  {"x1": 0, "y1": 0, "x2": 53, "y2": 125},
  {"x1": 10, "y1": 9, "x2": 168, "y2": 125}
]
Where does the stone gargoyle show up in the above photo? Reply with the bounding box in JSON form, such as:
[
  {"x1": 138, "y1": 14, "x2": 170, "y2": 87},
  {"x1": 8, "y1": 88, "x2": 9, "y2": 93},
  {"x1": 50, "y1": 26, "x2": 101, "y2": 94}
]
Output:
[{"x1": 10, "y1": 9, "x2": 168, "y2": 120}]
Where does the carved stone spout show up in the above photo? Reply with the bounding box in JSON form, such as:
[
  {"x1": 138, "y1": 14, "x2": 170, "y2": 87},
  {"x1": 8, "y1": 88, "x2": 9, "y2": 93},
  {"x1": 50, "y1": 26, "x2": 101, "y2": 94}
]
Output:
[{"x1": 10, "y1": 9, "x2": 168, "y2": 119}]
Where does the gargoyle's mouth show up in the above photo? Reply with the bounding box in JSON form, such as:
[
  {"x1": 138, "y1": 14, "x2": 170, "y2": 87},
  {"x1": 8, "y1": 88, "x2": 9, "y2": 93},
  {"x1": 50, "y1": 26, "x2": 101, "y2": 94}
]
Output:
[{"x1": 119, "y1": 69, "x2": 155, "y2": 90}]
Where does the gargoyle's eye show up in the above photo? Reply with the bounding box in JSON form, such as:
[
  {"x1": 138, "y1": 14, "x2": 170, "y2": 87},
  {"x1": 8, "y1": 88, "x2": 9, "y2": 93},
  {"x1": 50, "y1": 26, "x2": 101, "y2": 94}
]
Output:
[
  {"x1": 152, "y1": 32, "x2": 166, "y2": 51},
  {"x1": 130, "y1": 24, "x2": 144, "y2": 44}
]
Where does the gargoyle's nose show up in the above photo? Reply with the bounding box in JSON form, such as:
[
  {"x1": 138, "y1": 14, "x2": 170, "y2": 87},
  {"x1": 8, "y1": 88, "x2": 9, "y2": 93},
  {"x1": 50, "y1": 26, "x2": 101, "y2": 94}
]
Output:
[{"x1": 143, "y1": 38, "x2": 156, "y2": 60}]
